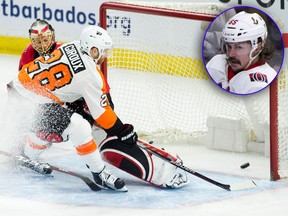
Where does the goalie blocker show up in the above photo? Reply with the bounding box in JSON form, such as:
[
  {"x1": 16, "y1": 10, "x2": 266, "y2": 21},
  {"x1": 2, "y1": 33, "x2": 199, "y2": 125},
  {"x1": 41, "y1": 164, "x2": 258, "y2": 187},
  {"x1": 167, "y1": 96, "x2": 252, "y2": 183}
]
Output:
[{"x1": 98, "y1": 136, "x2": 189, "y2": 188}]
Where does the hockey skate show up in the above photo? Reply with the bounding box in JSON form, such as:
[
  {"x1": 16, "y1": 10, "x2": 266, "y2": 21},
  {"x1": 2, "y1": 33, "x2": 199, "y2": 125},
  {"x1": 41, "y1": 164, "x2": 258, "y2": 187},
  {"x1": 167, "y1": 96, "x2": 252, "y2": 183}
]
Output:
[{"x1": 92, "y1": 166, "x2": 128, "y2": 192}]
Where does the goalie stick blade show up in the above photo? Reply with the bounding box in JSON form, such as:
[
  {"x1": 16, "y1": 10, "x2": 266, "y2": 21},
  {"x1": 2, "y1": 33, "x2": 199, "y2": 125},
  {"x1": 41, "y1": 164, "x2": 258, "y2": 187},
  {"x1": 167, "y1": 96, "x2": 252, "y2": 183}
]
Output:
[
  {"x1": 229, "y1": 180, "x2": 257, "y2": 191},
  {"x1": 136, "y1": 140, "x2": 257, "y2": 192}
]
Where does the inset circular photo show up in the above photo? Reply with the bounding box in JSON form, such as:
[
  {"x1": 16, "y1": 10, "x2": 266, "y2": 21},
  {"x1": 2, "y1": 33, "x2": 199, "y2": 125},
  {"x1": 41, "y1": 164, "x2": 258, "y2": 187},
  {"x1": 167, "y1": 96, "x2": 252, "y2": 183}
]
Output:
[{"x1": 202, "y1": 6, "x2": 284, "y2": 95}]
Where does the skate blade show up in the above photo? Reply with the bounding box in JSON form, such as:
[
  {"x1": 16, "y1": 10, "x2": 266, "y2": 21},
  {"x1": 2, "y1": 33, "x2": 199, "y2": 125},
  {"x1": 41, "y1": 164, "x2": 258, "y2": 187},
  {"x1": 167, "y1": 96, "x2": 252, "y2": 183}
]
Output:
[{"x1": 116, "y1": 185, "x2": 128, "y2": 192}]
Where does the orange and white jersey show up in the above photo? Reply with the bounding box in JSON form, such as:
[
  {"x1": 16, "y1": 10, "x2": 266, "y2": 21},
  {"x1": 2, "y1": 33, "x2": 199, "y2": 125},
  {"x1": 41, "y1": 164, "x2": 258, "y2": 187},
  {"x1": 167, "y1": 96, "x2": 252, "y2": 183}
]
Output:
[
  {"x1": 206, "y1": 54, "x2": 277, "y2": 94},
  {"x1": 13, "y1": 41, "x2": 117, "y2": 129}
]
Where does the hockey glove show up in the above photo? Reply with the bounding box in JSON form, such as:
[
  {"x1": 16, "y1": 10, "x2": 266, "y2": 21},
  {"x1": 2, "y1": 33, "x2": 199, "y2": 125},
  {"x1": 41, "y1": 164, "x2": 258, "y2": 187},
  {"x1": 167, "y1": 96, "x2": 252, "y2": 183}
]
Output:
[
  {"x1": 66, "y1": 98, "x2": 95, "y2": 126},
  {"x1": 66, "y1": 97, "x2": 86, "y2": 114},
  {"x1": 117, "y1": 124, "x2": 138, "y2": 148}
]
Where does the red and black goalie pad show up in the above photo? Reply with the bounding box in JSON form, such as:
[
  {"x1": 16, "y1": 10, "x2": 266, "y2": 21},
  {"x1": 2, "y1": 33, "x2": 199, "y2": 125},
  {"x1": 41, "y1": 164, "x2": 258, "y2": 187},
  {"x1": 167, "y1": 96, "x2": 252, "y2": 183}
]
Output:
[{"x1": 98, "y1": 136, "x2": 154, "y2": 182}]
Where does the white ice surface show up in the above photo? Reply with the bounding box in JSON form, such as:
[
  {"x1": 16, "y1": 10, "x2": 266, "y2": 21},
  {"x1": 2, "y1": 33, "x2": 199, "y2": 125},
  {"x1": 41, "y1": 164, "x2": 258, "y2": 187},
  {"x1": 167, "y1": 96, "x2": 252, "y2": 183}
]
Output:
[{"x1": 0, "y1": 54, "x2": 288, "y2": 216}]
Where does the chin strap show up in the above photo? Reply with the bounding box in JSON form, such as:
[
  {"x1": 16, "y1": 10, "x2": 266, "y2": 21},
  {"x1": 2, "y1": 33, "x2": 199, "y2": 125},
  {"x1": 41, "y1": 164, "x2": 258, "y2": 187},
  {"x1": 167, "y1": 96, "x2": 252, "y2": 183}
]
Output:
[{"x1": 245, "y1": 43, "x2": 264, "y2": 69}]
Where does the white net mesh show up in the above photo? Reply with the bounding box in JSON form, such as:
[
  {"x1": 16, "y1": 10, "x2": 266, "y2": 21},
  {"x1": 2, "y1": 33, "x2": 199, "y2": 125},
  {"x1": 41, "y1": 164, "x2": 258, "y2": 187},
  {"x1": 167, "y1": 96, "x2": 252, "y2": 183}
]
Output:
[
  {"x1": 103, "y1": 1, "x2": 270, "y2": 145},
  {"x1": 278, "y1": 67, "x2": 288, "y2": 177},
  {"x1": 120, "y1": 0, "x2": 227, "y2": 15},
  {"x1": 102, "y1": 1, "x2": 288, "y2": 178}
]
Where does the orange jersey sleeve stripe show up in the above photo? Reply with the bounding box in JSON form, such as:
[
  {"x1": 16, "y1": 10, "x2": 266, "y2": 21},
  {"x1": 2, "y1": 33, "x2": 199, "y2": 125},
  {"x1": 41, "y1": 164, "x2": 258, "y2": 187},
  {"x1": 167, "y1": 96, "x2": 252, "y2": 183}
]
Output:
[
  {"x1": 76, "y1": 139, "x2": 97, "y2": 155},
  {"x1": 95, "y1": 107, "x2": 118, "y2": 129},
  {"x1": 18, "y1": 69, "x2": 64, "y2": 105},
  {"x1": 94, "y1": 66, "x2": 118, "y2": 129},
  {"x1": 27, "y1": 138, "x2": 51, "y2": 150}
]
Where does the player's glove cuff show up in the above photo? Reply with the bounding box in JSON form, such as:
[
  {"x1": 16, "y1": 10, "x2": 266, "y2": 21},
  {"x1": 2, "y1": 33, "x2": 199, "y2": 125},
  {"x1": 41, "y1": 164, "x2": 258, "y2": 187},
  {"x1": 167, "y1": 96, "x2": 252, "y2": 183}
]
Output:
[{"x1": 117, "y1": 124, "x2": 138, "y2": 148}]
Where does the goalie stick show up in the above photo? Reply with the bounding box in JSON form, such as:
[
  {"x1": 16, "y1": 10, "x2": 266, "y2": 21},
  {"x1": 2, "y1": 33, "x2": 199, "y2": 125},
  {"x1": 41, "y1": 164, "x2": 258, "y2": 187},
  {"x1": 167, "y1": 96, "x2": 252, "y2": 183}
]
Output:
[
  {"x1": 0, "y1": 149, "x2": 101, "y2": 191},
  {"x1": 137, "y1": 140, "x2": 257, "y2": 191},
  {"x1": 85, "y1": 107, "x2": 256, "y2": 191}
]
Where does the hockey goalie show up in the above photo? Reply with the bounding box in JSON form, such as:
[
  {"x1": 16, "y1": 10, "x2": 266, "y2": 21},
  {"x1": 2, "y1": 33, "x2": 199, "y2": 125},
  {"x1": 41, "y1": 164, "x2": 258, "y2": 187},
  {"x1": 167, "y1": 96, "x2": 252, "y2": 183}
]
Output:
[
  {"x1": 67, "y1": 97, "x2": 189, "y2": 189},
  {"x1": 98, "y1": 134, "x2": 189, "y2": 188}
]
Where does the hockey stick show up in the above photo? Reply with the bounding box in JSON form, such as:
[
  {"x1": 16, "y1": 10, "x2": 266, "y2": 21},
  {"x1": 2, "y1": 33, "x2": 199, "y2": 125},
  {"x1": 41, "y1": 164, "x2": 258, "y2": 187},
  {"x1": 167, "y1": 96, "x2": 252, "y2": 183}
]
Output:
[
  {"x1": 0, "y1": 149, "x2": 101, "y2": 191},
  {"x1": 88, "y1": 109, "x2": 255, "y2": 191},
  {"x1": 48, "y1": 165, "x2": 101, "y2": 191},
  {"x1": 137, "y1": 140, "x2": 257, "y2": 191}
]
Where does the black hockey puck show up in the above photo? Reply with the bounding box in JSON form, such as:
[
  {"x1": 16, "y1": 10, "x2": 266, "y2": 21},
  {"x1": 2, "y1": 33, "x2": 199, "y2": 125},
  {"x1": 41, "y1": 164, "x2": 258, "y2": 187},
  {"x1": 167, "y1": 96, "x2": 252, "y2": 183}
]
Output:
[{"x1": 240, "y1": 162, "x2": 250, "y2": 169}]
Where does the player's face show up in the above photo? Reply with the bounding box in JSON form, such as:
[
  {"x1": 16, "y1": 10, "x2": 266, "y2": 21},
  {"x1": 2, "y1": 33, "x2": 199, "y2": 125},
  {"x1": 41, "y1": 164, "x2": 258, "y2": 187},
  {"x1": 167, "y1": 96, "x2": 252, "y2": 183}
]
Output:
[
  {"x1": 225, "y1": 41, "x2": 252, "y2": 72},
  {"x1": 31, "y1": 35, "x2": 53, "y2": 55},
  {"x1": 90, "y1": 47, "x2": 101, "y2": 64},
  {"x1": 90, "y1": 47, "x2": 112, "y2": 65}
]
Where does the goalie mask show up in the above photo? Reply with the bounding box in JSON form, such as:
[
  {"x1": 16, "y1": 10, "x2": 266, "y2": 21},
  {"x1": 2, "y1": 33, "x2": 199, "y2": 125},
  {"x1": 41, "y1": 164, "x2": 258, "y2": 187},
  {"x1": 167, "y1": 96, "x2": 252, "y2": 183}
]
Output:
[
  {"x1": 29, "y1": 19, "x2": 55, "y2": 55},
  {"x1": 80, "y1": 25, "x2": 113, "y2": 62},
  {"x1": 222, "y1": 11, "x2": 268, "y2": 68}
]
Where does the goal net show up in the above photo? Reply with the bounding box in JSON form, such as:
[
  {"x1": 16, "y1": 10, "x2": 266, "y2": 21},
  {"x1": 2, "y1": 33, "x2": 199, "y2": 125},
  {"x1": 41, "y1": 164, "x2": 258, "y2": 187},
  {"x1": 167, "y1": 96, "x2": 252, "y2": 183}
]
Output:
[{"x1": 99, "y1": 1, "x2": 288, "y2": 180}]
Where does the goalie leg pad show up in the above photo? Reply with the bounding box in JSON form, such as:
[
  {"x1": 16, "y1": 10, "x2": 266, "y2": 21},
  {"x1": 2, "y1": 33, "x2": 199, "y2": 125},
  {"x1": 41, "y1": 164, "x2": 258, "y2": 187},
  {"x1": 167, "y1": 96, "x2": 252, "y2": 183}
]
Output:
[
  {"x1": 147, "y1": 152, "x2": 189, "y2": 188},
  {"x1": 99, "y1": 137, "x2": 153, "y2": 181},
  {"x1": 99, "y1": 137, "x2": 189, "y2": 188}
]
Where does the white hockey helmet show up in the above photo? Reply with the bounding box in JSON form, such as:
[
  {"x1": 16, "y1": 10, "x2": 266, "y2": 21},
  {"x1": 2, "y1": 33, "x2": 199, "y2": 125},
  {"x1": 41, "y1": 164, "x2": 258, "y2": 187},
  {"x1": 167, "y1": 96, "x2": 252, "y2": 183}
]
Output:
[
  {"x1": 80, "y1": 25, "x2": 113, "y2": 60},
  {"x1": 223, "y1": 11, "x2": 268, "y2": 68},
  {"x1": 29, "y1": 19, "x2": 55, "y2": 55},
  {"x1": 222, "y1": 11, "x2": 267, "y2": 49}
]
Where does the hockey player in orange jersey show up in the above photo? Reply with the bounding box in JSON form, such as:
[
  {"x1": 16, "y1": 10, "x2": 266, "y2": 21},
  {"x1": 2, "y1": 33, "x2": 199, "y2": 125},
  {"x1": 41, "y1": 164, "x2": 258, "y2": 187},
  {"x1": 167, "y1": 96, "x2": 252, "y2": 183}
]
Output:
[
  {"x1": 9, "y1": 19, "x2": 113, "y2": 107},
  {"x1": 7, "y1": 19, "x2": 113, "y2": 168},
  {"x1": 10, "y1": 25, "x2": 188, "y2": 191}
]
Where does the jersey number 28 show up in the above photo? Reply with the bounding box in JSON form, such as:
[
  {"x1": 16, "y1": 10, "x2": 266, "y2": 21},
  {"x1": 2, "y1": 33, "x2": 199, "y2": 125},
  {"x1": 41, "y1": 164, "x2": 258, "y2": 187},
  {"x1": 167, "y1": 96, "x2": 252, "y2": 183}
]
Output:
[{"x1": 26, "y1": 49, "x2": 73, "y2": 91}]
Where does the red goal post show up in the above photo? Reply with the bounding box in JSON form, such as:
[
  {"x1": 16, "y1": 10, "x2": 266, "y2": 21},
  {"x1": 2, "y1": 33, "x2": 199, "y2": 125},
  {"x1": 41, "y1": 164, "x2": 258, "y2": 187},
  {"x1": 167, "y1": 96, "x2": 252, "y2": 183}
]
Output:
[{"x1": 99, "y1": 1, "x2": 288, "y2": 181}]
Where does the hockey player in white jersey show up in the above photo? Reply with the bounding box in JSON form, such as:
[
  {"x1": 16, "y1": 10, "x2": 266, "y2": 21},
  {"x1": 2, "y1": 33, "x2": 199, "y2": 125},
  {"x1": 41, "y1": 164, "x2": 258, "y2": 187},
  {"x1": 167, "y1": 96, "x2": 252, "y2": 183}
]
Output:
[
  {"x1": 206, "y1": 11, "x2": 277, "y2": 94},
  {"x1": 11, "y1": 25, "x2": 188, "y2": 191}
]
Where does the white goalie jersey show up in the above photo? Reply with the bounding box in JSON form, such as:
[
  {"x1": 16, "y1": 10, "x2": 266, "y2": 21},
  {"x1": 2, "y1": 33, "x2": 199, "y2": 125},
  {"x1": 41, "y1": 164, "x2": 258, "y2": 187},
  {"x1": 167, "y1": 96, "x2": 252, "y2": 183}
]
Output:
[{"x1": 206, "y1": 54, "x2": 277, "y2": 94}]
